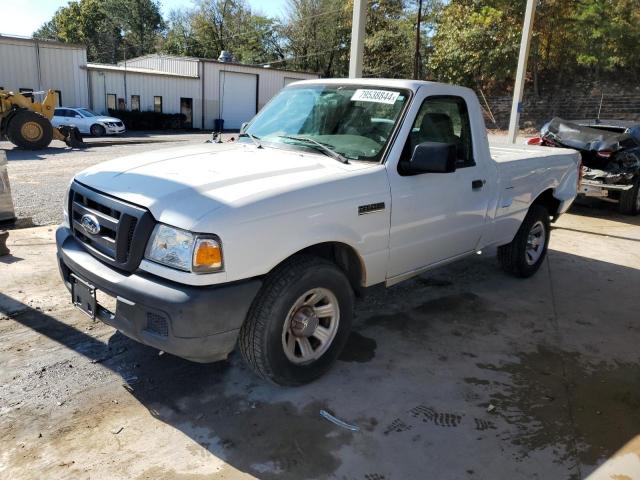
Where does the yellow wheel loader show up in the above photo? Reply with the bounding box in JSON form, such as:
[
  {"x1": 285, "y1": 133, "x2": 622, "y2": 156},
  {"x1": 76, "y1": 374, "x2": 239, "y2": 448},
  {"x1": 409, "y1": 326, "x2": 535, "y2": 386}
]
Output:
[{"x1": 0, "y1": 89, "x2": 84, "y2": 149}]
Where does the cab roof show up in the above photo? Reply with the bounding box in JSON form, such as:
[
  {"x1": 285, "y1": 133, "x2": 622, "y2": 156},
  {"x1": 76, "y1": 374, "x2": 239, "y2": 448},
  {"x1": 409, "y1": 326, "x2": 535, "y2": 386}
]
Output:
[{"x1": 285, "y1": 78, "x2": 457, "y2": 93}]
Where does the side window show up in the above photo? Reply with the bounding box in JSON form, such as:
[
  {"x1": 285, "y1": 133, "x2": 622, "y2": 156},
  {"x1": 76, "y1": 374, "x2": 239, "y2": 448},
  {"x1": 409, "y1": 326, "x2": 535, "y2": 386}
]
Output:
[{"x1": 402, "y1": 96, "x2": 474, "y2": 168}]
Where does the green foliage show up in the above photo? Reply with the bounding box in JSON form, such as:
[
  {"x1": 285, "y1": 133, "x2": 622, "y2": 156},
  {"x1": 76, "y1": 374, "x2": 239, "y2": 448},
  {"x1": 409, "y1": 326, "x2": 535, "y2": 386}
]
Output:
[
  {"x1": 362, "y1": 0, "x2": 415, "y2": 78},
  {"x1": 278, "y1": 0, "x2": 352, "y2": 76},
  {"x1": 427, "y1": 2, "x2": 521, "y2": 89},
  {"x1": 33, "y1": 0, "x2": 640, "y2": 90},
  {"x1": 33, "y1": 0, "x2": 164, "y2": 63},
  {"x1": 429, "y1": 0, "x2": 640, "y2": 93},
  {"x1": 161, "y1": 0, "x2": 283, "y2": 64},
  {"x1": 108, "y1": 0, "x2": 165, "y2": 58}
]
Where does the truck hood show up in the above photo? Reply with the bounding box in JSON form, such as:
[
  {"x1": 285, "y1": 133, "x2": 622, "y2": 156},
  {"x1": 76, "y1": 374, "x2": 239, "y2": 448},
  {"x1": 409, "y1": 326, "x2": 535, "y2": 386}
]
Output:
[{"x1": 74, "y1": 143, "x2": 361, "y2": 230}]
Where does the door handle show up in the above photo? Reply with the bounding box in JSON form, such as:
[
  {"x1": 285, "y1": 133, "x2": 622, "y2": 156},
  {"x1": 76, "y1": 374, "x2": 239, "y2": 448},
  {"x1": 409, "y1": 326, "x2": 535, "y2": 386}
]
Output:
[{"x1": 472, "y1": 179, "x2": 486, "y2": 190}]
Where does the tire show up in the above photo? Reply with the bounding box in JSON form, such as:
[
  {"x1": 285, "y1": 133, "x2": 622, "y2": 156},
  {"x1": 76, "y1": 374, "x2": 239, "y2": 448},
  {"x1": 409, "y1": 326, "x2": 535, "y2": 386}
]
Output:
[
  {"x1": 618, "y1": 178, "x2": 640, "y2": 215},
  {"x1": 90, "y1": 124, "x2": 106, "y2": 137},
  {"x1": 239, "y1": 255, "x2": 354, "y2": 386},
  {"x1": 6, "y1": 110, "x2": 53, "y2": 150},
  {"x1": 497, "y1": 204, "x2": 550, "y2": 278}
]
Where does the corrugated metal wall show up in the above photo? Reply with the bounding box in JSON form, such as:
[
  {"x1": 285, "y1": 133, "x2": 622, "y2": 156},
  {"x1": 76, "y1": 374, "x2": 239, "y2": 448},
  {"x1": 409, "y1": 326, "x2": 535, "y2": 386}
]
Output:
[
  {"x1": 88, "y1": 69, "x2": 203, "y2": 127},
  {"x1": 0, "y1": 36, "x2": 88, "y2": 107},
  {"x1": 91, "y1": 57, "x2": 317, "y2": 131},
  {"x1": 120, "y1": 54, "x2": 199, "y2": 77}
]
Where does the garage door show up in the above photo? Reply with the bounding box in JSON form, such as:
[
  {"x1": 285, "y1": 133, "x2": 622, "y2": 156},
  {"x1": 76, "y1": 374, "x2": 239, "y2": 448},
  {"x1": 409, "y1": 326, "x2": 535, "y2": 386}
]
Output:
[{"x1": 219, "y1": 71, "x2": 257, "y2": 130}]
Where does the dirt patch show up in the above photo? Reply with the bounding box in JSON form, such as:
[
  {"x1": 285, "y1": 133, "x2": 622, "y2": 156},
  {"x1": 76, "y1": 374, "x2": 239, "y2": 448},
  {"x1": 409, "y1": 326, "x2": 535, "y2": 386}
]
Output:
[{"x1": 475, "y1": 346, "x2": 640, "y2": 468}]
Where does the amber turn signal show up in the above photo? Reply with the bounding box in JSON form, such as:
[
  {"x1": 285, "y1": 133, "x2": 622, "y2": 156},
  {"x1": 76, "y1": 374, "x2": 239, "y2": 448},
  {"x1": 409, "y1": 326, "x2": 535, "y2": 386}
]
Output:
[{"x1": 192, "y1": 238, "x2": 223, "y2": 272}]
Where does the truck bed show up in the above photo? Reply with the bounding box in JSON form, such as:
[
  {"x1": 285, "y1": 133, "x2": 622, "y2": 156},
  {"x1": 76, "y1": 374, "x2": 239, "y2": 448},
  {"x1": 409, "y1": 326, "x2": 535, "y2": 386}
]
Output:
[
  {"x1": 482, "y1": 142, "x2": 580, "y2": 248},
  {"x1": 489, "y1": 143, "x2": 576, "y2": 164}
]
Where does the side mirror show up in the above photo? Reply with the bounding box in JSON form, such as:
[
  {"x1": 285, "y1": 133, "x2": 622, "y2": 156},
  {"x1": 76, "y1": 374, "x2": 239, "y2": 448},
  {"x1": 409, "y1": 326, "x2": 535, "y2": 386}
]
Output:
[
  {"x1": 74, "y1": 115, "x2": 82, "y2": 119},
  {"x1": 240, "y1": 122, "x2": 249, "y2": 134},
  {"x1": 407, "y1": 141, "x2": 457, "y2": 174}
]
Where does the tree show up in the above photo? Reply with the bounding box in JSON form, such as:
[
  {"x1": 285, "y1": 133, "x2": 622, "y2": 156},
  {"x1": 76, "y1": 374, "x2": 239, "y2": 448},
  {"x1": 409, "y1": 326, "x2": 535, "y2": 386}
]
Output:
[
  {"x1": 279, "y1": 0, "x2": 351, "y2": 76},
  {"x1": 162, "y1": 9, "x2": 199, "y2": 56},
  {"x1": 362, "y1": 0, "x2": 415, "y2": 78},
  {"x1": 33, "y1": 0, "x2": 163, "y2": 63},
  {"x1": 162, "y1": 1, "x2": 283, "y2": 64},
  {"x1": 34, "y1": 0, "x2": 122, "y2": 63},
  {"x1": 108, "y1": 0, "x2": 164, "y2": 58},
  {"x1": 427, "y1": 2, "x2": 521, "y2": 90}
]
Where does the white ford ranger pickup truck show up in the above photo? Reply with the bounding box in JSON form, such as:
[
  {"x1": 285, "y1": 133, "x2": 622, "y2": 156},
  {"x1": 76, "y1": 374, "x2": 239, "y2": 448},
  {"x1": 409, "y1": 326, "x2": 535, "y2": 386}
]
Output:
[{"x1": 56, "y1": 79, "x2": 580, "y2": 385}]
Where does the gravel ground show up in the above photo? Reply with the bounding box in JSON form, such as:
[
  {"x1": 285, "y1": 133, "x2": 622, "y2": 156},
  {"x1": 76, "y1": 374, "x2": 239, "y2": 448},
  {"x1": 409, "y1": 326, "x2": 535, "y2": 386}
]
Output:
[{"x1": 2, "y1": 131, "x2": 216, "y2": 226}]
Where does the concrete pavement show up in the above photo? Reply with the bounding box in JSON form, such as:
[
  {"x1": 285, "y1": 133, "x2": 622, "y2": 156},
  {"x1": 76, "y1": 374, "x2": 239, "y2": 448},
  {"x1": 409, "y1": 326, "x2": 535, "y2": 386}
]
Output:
[{"x1": 1, "y1": 203, "x2": 639, "y2": 479}]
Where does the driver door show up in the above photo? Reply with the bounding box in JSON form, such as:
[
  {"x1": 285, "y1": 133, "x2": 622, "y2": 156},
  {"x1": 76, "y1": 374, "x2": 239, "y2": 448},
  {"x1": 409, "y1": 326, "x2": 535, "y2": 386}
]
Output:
[{"x1": 386, "y1": 93, "x2": 492, "y2": 279}]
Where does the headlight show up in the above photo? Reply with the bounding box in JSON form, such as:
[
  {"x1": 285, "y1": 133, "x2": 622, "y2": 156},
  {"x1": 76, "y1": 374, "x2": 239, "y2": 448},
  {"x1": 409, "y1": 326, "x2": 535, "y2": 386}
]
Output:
[{"x1": 145, "y1": 224, "x2": 223, "y2": 273}]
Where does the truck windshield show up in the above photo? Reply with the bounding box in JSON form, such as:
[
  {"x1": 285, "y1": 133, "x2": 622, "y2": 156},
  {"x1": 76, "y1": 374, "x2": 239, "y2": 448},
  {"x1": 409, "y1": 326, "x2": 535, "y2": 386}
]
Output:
[{"x1": 244, "y1": 85, "x2": 409, "y2": 162}]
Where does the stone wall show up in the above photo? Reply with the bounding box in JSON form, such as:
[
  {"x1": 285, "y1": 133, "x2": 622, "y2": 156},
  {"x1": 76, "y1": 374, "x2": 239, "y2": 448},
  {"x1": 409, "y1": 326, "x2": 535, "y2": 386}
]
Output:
[{"x1": 479, "y1": 84, "x2": 640, "y2": 130}]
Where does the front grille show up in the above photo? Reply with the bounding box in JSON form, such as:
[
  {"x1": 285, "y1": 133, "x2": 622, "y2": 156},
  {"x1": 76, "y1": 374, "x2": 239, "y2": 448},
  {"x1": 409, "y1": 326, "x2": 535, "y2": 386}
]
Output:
[
  {"x1": 145, "y1": 311, "x2": 169, "y2": 337},
  {"x1": 114, "y1": 122, "x2": 124, "y2": 127},
  {"x1": 69, "y1": 181, "x2": 155, "y2": 272}
]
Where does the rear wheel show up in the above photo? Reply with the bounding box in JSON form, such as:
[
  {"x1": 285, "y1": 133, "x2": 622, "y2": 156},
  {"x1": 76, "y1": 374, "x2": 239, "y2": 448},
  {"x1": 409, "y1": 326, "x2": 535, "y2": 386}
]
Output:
[
  {"x1": 498, "y1": 205, "x2": 550, "y2": 278},
  {"x1": 6, "y1": 110, "x2": 53, "y2": 150},
  {"x1": 618, "y1": 178, "x2": 640, "y2": 215},
  {"x1": 239, "y1": 255, "x2": 354, "y2": 386},
  {"x1": 90, "y1": 124, "x2": 106, "y2": 137}
]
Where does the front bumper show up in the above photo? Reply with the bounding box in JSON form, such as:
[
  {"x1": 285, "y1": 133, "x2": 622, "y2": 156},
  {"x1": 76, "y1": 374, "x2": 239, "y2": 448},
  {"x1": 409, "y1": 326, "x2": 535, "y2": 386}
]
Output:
[
  {"x1": 104, "y1": 125, "x2": 126, "y2": 135},
  {"x1": 56, "y1": 226, "x2": 262, "y2": 363}
]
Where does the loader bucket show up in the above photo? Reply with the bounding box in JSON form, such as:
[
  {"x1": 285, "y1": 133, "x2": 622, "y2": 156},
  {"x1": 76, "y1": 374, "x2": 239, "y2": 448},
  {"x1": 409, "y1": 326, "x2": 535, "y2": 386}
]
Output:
[{"x1": 54, "y1": 126, "x2": 86, "y2": 148}]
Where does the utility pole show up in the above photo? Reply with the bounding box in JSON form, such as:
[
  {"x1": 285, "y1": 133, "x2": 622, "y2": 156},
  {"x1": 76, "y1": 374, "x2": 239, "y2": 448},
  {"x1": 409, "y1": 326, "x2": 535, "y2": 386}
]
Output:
[
  {"x1": 413, "y1": 0, "x2": 423, "y2": 79},
  {"x1": 507, "y1": 0, "x2": 537, "y2": 143},
  {"x1": 122, "y1": 31, "x2": 128, "y2": 110},
  {"x1": 349, "y1": 0, "x2": 367, "y2": 78}
]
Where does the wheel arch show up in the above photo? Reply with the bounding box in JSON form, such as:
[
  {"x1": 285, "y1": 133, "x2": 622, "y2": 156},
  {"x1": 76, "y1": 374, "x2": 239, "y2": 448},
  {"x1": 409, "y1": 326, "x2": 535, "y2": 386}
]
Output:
[
  {"x1": 269, "y1": 241, "x2": 366, "y2": 297},
  {"x1": 531, "y1": 188, "x2": 561, "y2": 219}
]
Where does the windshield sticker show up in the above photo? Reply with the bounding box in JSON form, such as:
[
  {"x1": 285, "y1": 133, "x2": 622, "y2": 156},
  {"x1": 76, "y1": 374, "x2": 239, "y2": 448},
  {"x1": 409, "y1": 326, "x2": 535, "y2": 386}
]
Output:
[{"x1": 351, "y1": 89, "x2": 400, "y2": 105}]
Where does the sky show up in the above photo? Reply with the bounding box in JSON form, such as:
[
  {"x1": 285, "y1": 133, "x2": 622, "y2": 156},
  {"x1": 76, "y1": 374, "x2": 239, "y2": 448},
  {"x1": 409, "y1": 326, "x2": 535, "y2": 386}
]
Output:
[{"x1": 1, "y1": 0, "x2": 290, "y2": 37}]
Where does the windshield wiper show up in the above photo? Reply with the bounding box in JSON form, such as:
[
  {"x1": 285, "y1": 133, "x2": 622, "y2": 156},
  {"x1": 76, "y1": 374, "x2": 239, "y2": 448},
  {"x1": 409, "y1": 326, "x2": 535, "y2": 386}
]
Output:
[
  {"x1": 239, "y1": 132, "x2": 262, "y2": 149},
  {"x1": 278, "y1": 135, "x2": 348, "y2": 164}
]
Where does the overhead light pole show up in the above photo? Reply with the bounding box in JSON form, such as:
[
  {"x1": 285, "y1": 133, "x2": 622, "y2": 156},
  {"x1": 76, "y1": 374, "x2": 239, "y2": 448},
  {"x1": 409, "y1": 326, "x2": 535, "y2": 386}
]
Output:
[
  {"x1": 349, "y1": 0, "x2": 367, "y2": 78},
  {"x1": 507, "y1": 0, "x2": 537, "y2": 143}
]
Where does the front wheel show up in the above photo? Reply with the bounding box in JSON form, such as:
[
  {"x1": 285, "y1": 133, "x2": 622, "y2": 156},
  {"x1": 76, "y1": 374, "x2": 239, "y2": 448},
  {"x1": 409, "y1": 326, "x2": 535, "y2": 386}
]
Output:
[
  {"x1": 239, "y1": 255, "x2": 354, "y2": 386},
  {"x1": 498, "y1": 204, "x2": 550, "y2": 278},
  {"x1": 90, "y1": 124, "x2": 106, "y2": 137},
  {"x1": 6, "y1": 110, "x2": 53, "y2": 150}
]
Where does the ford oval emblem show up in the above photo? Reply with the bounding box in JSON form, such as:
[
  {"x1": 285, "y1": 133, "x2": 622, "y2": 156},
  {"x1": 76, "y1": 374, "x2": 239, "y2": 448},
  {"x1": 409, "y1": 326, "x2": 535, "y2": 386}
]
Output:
[{"x1": 81, "y1": 214, "x2": 101, "y2": 235}]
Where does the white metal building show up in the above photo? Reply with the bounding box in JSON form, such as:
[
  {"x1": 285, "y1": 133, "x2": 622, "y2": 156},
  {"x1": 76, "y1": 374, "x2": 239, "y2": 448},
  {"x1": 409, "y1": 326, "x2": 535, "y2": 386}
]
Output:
[
  {"x1": 1, "y1": 34, "x2": 319, "y2": 130},
  {"x1": 0, "y1": 34, "x2": 88, "y2": 107},
  {"x1": 88, "y1": 54, "x2": 319, "y2": 130}
]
